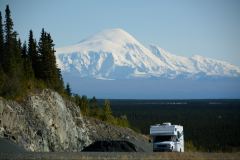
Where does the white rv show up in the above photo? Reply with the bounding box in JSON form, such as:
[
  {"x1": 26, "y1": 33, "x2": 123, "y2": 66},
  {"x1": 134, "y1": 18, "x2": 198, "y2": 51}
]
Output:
[{"x1": 150, "y1": 122, "x2": 184, "y2": 152}]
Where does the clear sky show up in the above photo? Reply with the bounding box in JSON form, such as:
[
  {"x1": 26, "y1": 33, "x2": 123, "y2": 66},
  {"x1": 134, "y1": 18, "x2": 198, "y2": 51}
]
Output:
[{"x1": 0, "y1": 0, "x2": 240, "y2": 66}]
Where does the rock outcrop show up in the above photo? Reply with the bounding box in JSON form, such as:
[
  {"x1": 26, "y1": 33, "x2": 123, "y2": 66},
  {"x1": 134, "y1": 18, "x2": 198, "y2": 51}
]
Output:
[
  {"x1": 0, "y1": 89, "x2": 151, "y2": 152},
  {"x1": 0, "y1": 89, "x2": 91, "y2": 151}
]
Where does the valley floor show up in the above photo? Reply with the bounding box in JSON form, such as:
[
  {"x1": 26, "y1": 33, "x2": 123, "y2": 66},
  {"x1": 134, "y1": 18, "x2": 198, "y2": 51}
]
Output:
[{"x1": 0, "y1": 152, "x2": 240, "y2": 160}]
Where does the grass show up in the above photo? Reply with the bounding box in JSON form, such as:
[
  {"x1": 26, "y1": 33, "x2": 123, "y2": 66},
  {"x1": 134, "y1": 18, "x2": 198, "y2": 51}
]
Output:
[{"x1": 0, "y1": 152, "x2": 239, "y2": 160}]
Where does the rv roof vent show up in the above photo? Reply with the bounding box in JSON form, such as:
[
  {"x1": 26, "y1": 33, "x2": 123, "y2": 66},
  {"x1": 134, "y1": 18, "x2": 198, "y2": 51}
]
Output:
[{"x1": 163, "y1": 122, "x2": 171, "y2": 126}]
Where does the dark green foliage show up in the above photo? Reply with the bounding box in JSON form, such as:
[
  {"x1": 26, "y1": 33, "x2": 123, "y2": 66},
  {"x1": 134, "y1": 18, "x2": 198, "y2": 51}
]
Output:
[
  {"x1": 109, "y1": 99, "x2": 240, "y2": 152},
  {"x1": 28, "y1": 30, "x2": 39, "y2": 78},
  {"x1": 0, "y1": 5, "x2": 65, "y2": 98},
  {"x1": 38, "y1": 30, "x2": 55, "y2": 84},
  {"x1": 21, "y1": 41, "x2": 34, "y2": 80},
  {"x1": 1, "y1": 5, "x2": 24, "y2": 98},
  {"x1": 65, "y1": 83, "x2": 72, "y2": 96},
  {"x1": 3, "y1": 5, "x2": 15, "y2": 74},
  {"x1": 37, "y1": 29, "x2": 64, "y2": 93},
  {"x1": 80, "y1": 95, "x2": 89, "y2": 115},
  {"x1": 0, "y1": 12, "x2": 5, "y2": 94},
  {"x1": 0, "y1": 12, "x2": 4, "y2": 64},
  {"x1": 73, "y1": 94, "x2": 82, "y2": 105},
  {"x1": 89, "y1": 96, "x2": 100, "y2": 117},
  {"x1": 72, "y1": 94, "x2": 129, "y2": 128},
  {"x1": 102, "y1": 99, "x2": 113, "y2": 121}
]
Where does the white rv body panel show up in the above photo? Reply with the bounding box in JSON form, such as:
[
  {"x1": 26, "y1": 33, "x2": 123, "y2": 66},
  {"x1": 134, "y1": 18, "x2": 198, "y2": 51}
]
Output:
[{"x1": 150, "y1": 123, "x2": 184, "y2": 152}]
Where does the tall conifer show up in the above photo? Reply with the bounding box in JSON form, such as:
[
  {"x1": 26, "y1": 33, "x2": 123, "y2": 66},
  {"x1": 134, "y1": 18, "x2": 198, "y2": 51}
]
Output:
[
  {"x1": 3, "y1": 5, "x2": 15, "y2": 74},
  {"x1": 38, "y1": 28, "x2": 64, "y2": 92},
  {"x1": 28, "y1": 30, "x2": 39, "y2": 78},
  {"x1": 65, "y1": 83, "x2": 71, "y2": 96},
  {"x1": 0, "y1": 11, "x2": 5, "y2": 93},
  {"x1": 2, "y1": 5, "x2": 24, "y2": 97},
  {"x1": 22, "y1": 41, "x2": 34, "y2": 80},
  {"x1": 0, "y1": 12, "x2": 4, "y2": 65}
]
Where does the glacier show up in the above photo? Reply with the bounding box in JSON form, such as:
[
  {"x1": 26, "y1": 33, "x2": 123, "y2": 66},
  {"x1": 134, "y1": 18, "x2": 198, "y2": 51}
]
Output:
[
  {"x1": 56, "y1": 28, "x2": 240, "y2": 98},
  {"x1": 56, "y1": 28, "x2": 240, "y2": 80}
]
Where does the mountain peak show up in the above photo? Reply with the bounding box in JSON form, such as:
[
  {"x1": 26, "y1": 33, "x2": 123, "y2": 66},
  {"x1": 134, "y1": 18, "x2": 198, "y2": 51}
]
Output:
[
  {"x1": 56, "y1": 29, "x2": 240, "y2": 79},
  {"x1": 56, "y1": 28, "x2": 142, "y2": 55},
  {"x1": 84, "y1": 28, "x2": 139, "y2": 45}
]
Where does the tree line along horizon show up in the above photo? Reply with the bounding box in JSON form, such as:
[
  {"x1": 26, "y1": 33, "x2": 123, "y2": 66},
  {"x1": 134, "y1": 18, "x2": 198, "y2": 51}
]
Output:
[{"x1": 0, "y1": 5, "x2": 129, "y2": 128}]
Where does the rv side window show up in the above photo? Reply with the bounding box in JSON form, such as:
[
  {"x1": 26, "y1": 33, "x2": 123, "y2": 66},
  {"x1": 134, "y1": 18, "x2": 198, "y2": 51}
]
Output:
[{"x1": 153, "y1": 136, "x2": 172, "y2": 142}]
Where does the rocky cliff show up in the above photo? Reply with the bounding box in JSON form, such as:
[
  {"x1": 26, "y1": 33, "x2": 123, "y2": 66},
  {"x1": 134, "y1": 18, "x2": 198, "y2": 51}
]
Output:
[
  {"x1": 0, "y1": 89, "x2": 150, "y2": 152},
  {"x1": 0, "y1": 89, "x2": 91, "y2": 152}
]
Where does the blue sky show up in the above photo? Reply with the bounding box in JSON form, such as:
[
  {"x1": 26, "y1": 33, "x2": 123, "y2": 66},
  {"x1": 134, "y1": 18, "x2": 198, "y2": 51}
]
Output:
[{"x1": 0, "y1": 0, "x2": 240, "y2": 66}]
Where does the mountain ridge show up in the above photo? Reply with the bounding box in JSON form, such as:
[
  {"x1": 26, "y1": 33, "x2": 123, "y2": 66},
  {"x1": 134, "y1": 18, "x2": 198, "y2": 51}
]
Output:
[{"x1": 56, "y1": 28, "x2": 240, "y2": 80}]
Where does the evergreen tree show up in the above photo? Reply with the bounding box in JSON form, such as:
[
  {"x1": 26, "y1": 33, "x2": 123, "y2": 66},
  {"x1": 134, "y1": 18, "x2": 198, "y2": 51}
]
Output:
[
  {"x1": 3, "y1": 5, "x2": 23, "y2": 75},
  {"x1": 102, "y1": 99, "x2": 113, "y2": 121},
  {"x1": 80, "y1": 95, "x2": 89, "y2": 115},
  {"x1": 38, "y1": 28, "x2": 64, "y2": 92},
  {"x1": 28, "y1": 30, "x2": 39, "y2": 78},
  {"x1": 0, "y1": 11, "x2": 5, "y2": 95},
  {"x1": 22, "y1": 41, "x2": 34, "y2": 80},
  {"x1": 3, "y1": 5, "x2": 15, "y2": 74},
  {"x1": 2, "y1": 5, "x2": 24, "y2": 97},
  {"x1": 0, "y1": 12, "x2": 4, "y2": 65},
  {"x1": 73, "y1": 94, "x2": 82, "y2": 107},
  {"x1": 65, "y1": 83, "x2": 71, "y2": 96},
  {"x1": 90, "y1": 96, "x2": 99, "y2": 117},
  {"x1": 0, "y1": 5, "x2": 65, "y2": 98}
]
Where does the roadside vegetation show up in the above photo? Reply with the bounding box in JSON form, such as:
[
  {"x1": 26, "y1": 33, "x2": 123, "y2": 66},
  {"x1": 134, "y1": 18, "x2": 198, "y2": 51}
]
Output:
[{"x1": 66, "y1": 85, "x2": 130, "y2": 128}]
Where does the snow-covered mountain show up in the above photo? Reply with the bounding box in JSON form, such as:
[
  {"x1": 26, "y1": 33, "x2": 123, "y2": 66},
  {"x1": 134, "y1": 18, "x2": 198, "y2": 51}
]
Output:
[{"x1": 56, "y1": 28, "x2": 240, "y2": 80}]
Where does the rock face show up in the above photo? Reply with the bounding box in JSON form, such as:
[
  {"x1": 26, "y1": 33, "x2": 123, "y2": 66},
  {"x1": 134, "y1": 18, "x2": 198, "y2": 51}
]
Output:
[
  {"x1": 0, "y1": 89, "x2": 91, "y2": 152},
  {"x1": 0, "y1": 89, "x2": 151, "y2": 152}
]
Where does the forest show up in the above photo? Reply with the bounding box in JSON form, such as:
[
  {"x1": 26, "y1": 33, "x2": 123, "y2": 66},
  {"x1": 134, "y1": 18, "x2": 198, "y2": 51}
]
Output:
[
  {"x1": 0, "y1": 5, "x2": 65, "y2": 99},
  {"x1": 105, "y1": 99, "x2": 240, "y2": 152}
]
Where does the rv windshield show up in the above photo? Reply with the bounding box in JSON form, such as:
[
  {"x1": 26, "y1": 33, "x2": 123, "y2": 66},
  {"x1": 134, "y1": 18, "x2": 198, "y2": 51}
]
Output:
[{"x1": 153, "y1": 136, "x2": 174, "y2": 142}]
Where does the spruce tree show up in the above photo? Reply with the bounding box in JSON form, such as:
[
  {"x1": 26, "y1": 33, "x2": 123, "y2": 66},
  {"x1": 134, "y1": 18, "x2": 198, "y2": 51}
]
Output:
[
  {"x1": 103, "y1": 99, "x2": 112, "y2": 121},
  {"x1": 3, "y1": 5, "x2": 15, "y2": 74},
  {"x1": 38, "y1": 28, "x2": 64, "y2": 92},
  {"x1": 2, "y1": 5, "x2": 24, "y2": 97},
  {"x1": 90, "y1": 96, "x2": 99, "y2": 117},
  {"x1": 28, "y1": 30, "x2": 39, "y2": 78},
  {"x1": 57, "y1": 68, "x2": 65, "y2": 92},
  {"x1": 0, "y1": 12, "x2": 4, "y2": 65},
  {"x1": 0, "y1": 11, "x2": 5, "y2": 94},
  {"x1": 65, "y1": 83, "x2": 71, "y2": 96},
  {"x1": 22, "y1": 41, "x2": 34, "y2": 80},
  {"x1": 81, "y1": 95, "x2": 89, "y2": 115},
  {"x1": 3, "y1": 5, "x2": 23, "y2": 75}
]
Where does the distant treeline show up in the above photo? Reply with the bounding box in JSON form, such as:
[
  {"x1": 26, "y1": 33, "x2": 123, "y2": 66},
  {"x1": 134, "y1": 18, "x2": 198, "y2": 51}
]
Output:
[
  {"x1": 72, "y1": 95, "x2": 130, "y2": 128},
  {"x1": 0, "y1": 5, "x2": 66, "y2": 98},
  {"x1": 108, "y1": 100, "x2": 240, "y2": 152}
]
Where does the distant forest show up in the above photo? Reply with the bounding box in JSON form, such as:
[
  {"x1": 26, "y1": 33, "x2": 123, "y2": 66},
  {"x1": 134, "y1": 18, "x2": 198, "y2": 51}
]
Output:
[{"x1": 108, "y1": 99, "x2": 240, "y2": 152}]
